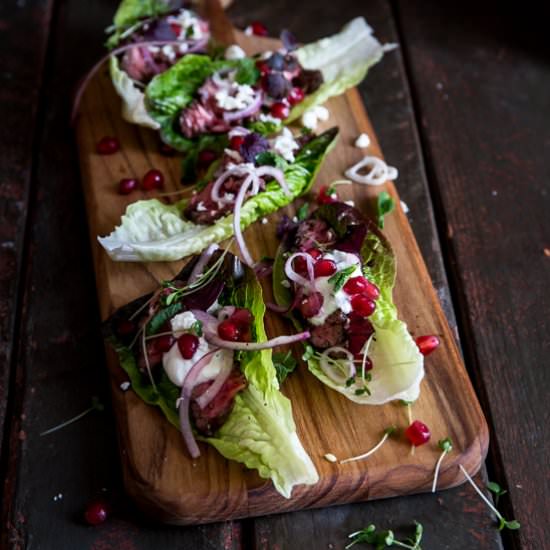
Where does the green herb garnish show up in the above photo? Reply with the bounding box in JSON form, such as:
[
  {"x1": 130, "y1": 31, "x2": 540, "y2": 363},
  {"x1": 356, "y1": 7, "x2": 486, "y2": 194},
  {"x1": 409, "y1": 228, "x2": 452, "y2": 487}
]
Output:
[
  {"x1": 487, "y1": 481, "x2": 507, "y2": 506},
  {"x1": 376, "y1": 191, "x2": 395, "y2": 229},
  {"x1": 273, "y1": 350, "x2": 298, "y2": 383},
  {"x1": 328, "y1": 265, "x2": 357, "y2": 292},
  {"x1": 346, "y1": 521, "x2": 423, "y2": 549},
  {"x1": 297, "y1": 202, "x2": 310, "y2": 221}
]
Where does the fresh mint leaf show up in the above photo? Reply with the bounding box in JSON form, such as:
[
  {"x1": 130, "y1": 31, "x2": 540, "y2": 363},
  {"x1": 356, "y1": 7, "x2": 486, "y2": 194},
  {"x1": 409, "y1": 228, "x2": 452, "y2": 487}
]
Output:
[
  {"x1": 146, "y1": 302, "x2": 183, "y2": 336},
  {"x1": 328, "y1": 265, "x2": 356, "y2": 292},
  {"x1": 273, "y1": 351, "x2": 298, "y2": 383},
  {"x1": 234, "y1": 58, "x2": 260, "y2": 85},
  {"x1": 376, "y1": 191, "x2": 395, "y2": 229}
]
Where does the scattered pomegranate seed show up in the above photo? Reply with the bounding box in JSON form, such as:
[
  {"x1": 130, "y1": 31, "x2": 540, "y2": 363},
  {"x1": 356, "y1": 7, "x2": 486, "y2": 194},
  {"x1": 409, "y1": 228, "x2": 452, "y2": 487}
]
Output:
[
  {"x1": 351, "y1": 294, "x2": 376, "y2": 317},
  {"x1": 293, "y1": 249, "x2": 320, "y2": 277},
  {"x1": 198, "y1": 149, "x2": 217, "y2": 168},
  {"x1": 270, "y1": 101, "x2": 290, "y2": 120},
  {"x1": 229, "y1": 135, "x2": 245, "y2": 151},
  {"x1": 117, "y1": 319, "x2": 135, "y2": 337},
  {"x1": 317, "y1": 185, "x2": 338, "y2": 205},
  {"x1": 415, "y1": 335, "x2": 440, "y2": 356},
  {"x1": 155, "y1": 335, "x2": 174, "y2": 353},
  {"x1": 118, "y1": 178, "x2": 138, "y2": 195},
  {"x1": 405, "y1": 420, "x2": 431, "y2": 446},
  {"x1": 314, "y1": 259, "x2": 337, "y2": 278},
  {"x1": 178, "y1": 333, "x2": 199, "y2": 359},
  {"x1": 250, "y1": 21, "x2": 268, "y2": 36},
  {"x1": 96, "y1": 136, "x2": 119, "y2": 155},
  {"x1": 218, "y1": 320, "x2": 241, "y2": 341},
  {"x1": 142, "y1": 169, "x2": 164, "y2": 191},
  {"x1": 298, "y1": 292, "x2": 324, "y2": 318},
  {"x1": 256, "y1": 59, "x2": 271, "y2": 76},
  {"x1": 287, "y1": 87, "x2": 305, "y2": 106},
  {"x1": 84, "y1": 498, "x2": 111, "y2": 526}
]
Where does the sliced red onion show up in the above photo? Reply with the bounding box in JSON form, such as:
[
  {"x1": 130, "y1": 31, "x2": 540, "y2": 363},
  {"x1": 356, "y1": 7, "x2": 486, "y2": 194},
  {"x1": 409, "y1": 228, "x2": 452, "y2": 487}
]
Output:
[
  {"x1": 256, "y1": 166, "x2": 291, "y2": 196},
  {"x1": 189, "y1": 309, "x2": 219, "y2": 334},
  {"x1": 233, "y1": 173, "x2": 258, "y2": 266},
  {"x1": 222, "y1": 89, "x2": 263, "y2": 122},
  {"x1": 319, "y1": 347, "x2": 356, "y2": 384},
  {"x1": 228, "y1": 126, "x2": 251, "y2": 138},
  {"x1": 188, "y1": 244, "x2": 219, "y2": 285},
  {"x1": 210, "y1": 166, "x2": 250, "y2": 204},
  {"x1": 284, "y1": 252, "x2": 315, "y2": 288},
  {"x1": 195, "y1": 351, "x2": 233, "y2": 409},
  {"x1": 205, "y1": 331, "x2": 310, "y2": 351},
  {"x1": 177, "y1": 347, "x2": 220, "y2": 459}
]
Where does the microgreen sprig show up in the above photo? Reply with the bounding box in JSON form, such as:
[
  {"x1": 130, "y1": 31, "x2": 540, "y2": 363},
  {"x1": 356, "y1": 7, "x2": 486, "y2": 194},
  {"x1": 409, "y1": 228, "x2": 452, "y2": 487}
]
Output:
[
  {"x1": 431, "y1": 438, "x2": 453, "y2": 492},
  {"x1": 487, "y1": 481, "x2": 507, "y2": 506},
  {"x1": 340, "y1": 426, "x2": 397, "y2": 464},
  {"x1": 346, "y1": 521, "x2": 423, "y2": 550},
  {"x1": 40, "y1": 396, "x2": 104, "y2": 436},
  {"x1": 459, "y1": 465, "x2": 520, "y2": 531}
]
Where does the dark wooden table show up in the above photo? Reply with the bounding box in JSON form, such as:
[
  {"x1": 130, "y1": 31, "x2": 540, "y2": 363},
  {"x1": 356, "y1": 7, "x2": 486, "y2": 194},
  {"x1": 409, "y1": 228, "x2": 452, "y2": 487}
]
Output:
[{"x1": 1, "y1": 0, "x2": 548, "y2": 548}]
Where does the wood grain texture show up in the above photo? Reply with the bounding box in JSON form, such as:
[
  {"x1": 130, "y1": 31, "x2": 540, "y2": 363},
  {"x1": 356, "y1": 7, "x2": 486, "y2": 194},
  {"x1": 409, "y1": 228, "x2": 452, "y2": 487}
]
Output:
[
  {"x1": 74, "y1": 19, "x2": 488, "y2": 524},
  {"x1": 395, "y1": 2, "x2": 550, "y2": 549}
]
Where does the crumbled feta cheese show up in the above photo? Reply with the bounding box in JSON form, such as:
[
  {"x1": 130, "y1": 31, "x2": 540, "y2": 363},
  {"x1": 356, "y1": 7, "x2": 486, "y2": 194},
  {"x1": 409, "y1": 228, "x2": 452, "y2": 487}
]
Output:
[
  {"x1": 225, "y1": 44, "x2": 246, "y2": 60},
  {"x1": 120, "y1": 381, "x2": 131, "y2": 391},
  {"x1": 344, "y1": 200, "x2": 355, "y2": 207},
  {"x1": 301, "y1": 105, "x2": 330, "y2": 130},
  {"x1": 171, "y1": 311, "x2": 198, "y2": 336},
  {"x1": 261, "y1": 217, "x2": 268, "y2": 224},
  {"x1": 244, "y1": 25, "x2": 253, "y2": 36},
  {"x1": 225, "y1": 193, "x2": 235, "y2": 201},
  {"x1": 400, "y1": 200, "x2": 409, "y2": 214},
  {"x1": 315, "y1": 106, "x2": 330, "y2": 121},
  {"x1": 259, "y1": 50, "x2": 273, "y2": 60},
  {"x1": 271, "y1": 127, "x2": 299, "y2": 162},
  {"x1": 324, "y1": 453, "x2": 338, "y2": 463},
  {"x1": 215, "y1": 83, "x2": 256, "y2": 111},
  {"x1": 355, "y1": 133, "x2": 371, "y2": 148},
  {"x1": 162, "y1": 45, "x2": 176, "y2": 62},
  {"x1": 149, "y1": 46, "x2": 160, "y2": 54},
  {"x1": 292, "y1": 216, "x2": 298, "y2": 223},
  {"x1": 196, "y1": 201, "x2": 207, "y2": 212},
  {"x1": 259, "y1": 113, "x2": 282, "y2": 125},
  {"x1": 178, "y1": 43, "x2": 188, "y2": 54}
]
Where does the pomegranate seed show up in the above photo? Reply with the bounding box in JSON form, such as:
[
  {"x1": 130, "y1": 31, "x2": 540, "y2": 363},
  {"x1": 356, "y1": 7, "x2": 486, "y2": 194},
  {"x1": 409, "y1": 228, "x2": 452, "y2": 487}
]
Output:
[
  {"x1": 405, "y1": 420, "x2": 431, "y2": 446},
  {"x1": 270, "y1": 102, "x2": 290, "y2": 120},
  {"x1": 348, "y1": 315, "x2": 374, "y2": 336},
  {"x1": 96, "y1": 136, "x2": 119, "y2": 155},
  {"x1": 250, "y1": 21, "x2": 268, "y2": 36},
  {"x1": 229, "y1": 135, "x2": 245, "y2": 151},
  {"x1": 170, "y1": 23, "x2": 182, "y2": 36},
  {"x1": 293, "y1": 249, "x2": 320, "y2": 277},
  {"x1": 117, "y1": 319, "x2": 135, "y2": 337},
  {"x1": 287, "y1": 87, "x2": 305, "y2": 106},
  {"x1": 298, "y1": 292, "x2": 324, "y2": 318},
  {"x1": 314, "y1": 259, "x2": 337, "y2": 278},
  {"x1": 415, "y1": 335, "x2": 440, "y2": 356},
  {"x1": 256, "y1": 60, "x2": 271, "y2": 76},
  {"x1": 348, "y1": 333, "x2": 368, "y2": 355},
  {"x1": 343, "y1": 276, "x2": 367, "y2": 295},
  {"x1": 306, "y1": 248, "x2": 322, "y2": 260},
  {"x1": 154, "y1": 335, "x2": 174, "y2": 353},
  {"x1": 177, "y1": 333, "x2": 199, "y2": 359},
  {"x1": 118, "y1": 178, "x2": 138, "y2": 195},
  {"x1": 142, "y1": 169, "x2": 164, "y2": 190},
  {"x1": 231, "y1": 308, "x2": 253, "y2": 328},
  {"x1": 84, "y1": 498, "x2": 110, "y2": 526},
  {"x1": 317, "y1": 185, "x2": 338, "y2": 205},
  {"x1": 198, "y1": 149, "x2": 217, "y2": 168},
  {"x1": 351, "y1": 294, "x2": 376, "y2": 317},
  {"x1": 218, "y1": 320, "x2": 241, "y2": 342}
]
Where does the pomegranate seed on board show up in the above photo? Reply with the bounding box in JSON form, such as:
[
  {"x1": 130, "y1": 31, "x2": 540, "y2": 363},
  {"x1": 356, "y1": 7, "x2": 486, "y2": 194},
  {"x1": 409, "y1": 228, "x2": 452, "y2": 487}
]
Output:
[
  {"x1": 415, "y1": 335, "x2": 440, "y2": 356},
  {"x1": 351, "y1": 294, "x2": 376, "y2": 317},
  {"x1": 250, "y1": 21, "x2": 268, "y2": 36},
  {"x1": 287, "y1": 87, "x2": 305, "y2": 106},
  {"x1": 314, "y1": 259, "x2": 337, "y2": 278},
  {"x1": 229, "y1": 135, "x2": 245, "y2": 150},
  {"x1": 218, "y1": 320, "x2": 241, "y2": 341},
  {"x1": 118, "y1": 178, "x2": 138, "y2": 195},
  {"x1": 142, "y1": 169, "x2": 164, "y2": 190},
  {"x1": 298, "y1": 292, "x2": 324, "y2": 318},
  {"x1": 317, "y1": 185, "x2": 338, "y2": 205},
  {"x1": 270, "y1": 102, "x2": 290, "y2": 119},
  {"x1": 177, "y1": 334, "x2": 199, "y2": 359},
  {"x1": 84, "y1": 499, "x2": 111, "y2": 526},
  {"x1": 96, "y1": 136, "x2": 119, "y2": 155},
  {"x1": 405, "y1": 420, "x2": 431, "y2": 446}
]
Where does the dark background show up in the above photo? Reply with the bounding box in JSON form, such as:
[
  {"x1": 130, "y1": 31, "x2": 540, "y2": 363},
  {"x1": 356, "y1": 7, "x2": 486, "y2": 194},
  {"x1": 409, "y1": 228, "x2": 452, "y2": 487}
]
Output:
[{"x1": 1, "y1": 0, "x2": 549, "y2": 548}]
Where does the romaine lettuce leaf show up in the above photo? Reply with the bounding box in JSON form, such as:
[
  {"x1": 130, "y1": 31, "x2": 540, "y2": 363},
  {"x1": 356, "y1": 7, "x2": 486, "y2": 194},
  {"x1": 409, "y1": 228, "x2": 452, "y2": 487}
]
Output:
[
  {"x1": 104, "y1": 257, "x2": 318, "y2": 498},
  {"x1": 273, "y1": 203, "x2": 424, "y2": 404},
  {"x1": 98, "y1": 128, "x2": 338, "y2": 262},
  {"x1": 289, "y1": 17, "x2": 388, "y2": 122}
]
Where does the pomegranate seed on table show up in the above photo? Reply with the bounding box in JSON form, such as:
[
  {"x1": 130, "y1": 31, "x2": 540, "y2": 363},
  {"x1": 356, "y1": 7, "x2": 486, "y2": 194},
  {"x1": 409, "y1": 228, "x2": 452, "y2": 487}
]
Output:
[
  {"x1": 96, "y1": 136, "x2": 119, "y2": 155},
  {"x1": 314, "y1": 259, "x2": 337, "y2": 278},
  {"x1": 198, "y1": 149, "x2": 217, "y2": 168},
  {"x1": 298, "y1": 292, "x2": 324, "y2": 318},
  {"x1": 287, "y1": 87, "x2": 305, "y2": 105},
  {"x1": 118, "y1": 178, "x2": 138, "y2": 195},
  {"x1": 351, "y1": 294, "x2": 376, "y2": 317},
  {"x1": 317, "y1": 185, "x2": 338, "y2": 205},
  {"x1": 250, "y1": 21, "x2": 268, "y2": 36},
  {"x1": 229, "y1": 135, "x2": 245, "y2": 150},
  {"x1": 178, "y1": 333, "x2": 199, "y2": 359},
  {"x1": 84, "y1": 498, "x2": 111, "y2": 526},
  {"x1": 142, "y1": 169, "x2": 164, "y2": 190},
  {"x1": 415, "y1": 334, "x2": 440, "y2": 356},
  {"x1": 270, "y1": 101, "x2": 290, "y2": 119},
  {"x1": 154, "y1": 334, "x2": 174, "y2": 353},
  {"x1": 218, "y1": 320, "x2": 242, "y2": 341},
  {"x1": 405, "y1": 420, "x2": 431, "y2": 446}
]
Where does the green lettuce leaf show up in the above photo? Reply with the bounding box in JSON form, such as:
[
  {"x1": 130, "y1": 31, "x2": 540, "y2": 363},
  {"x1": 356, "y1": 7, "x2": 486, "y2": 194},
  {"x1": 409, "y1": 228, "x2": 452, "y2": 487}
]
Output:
[
  {"x1": 273, "y1": 204, "x2": 423, "y2": 405},
  {"x1": 104, "y1": 258, "x2": 318, "y2": 498},
  {"x1": 98, "y1": 127, "x2": 338, "y2": 262},
  {"x1": 288, "y1": 17, "x2": 388, "y2": 122}
]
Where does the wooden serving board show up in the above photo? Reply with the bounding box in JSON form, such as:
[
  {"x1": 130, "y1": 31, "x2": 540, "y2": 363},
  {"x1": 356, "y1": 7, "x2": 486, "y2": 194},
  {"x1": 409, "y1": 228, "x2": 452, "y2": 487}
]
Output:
[{"x1": 75, "y1": 3, "x2": 488, "y2": 525}]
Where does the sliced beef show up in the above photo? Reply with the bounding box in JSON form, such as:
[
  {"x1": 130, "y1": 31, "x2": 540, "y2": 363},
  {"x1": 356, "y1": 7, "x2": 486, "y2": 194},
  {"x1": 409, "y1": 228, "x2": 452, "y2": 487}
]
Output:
[
  {"x1": 309, "y1": 310, "x2": 346, "y2": 349},
  {"x1": 190, "y1": 368, "x2": 247, "y2": 436}
]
